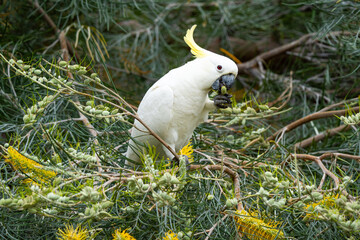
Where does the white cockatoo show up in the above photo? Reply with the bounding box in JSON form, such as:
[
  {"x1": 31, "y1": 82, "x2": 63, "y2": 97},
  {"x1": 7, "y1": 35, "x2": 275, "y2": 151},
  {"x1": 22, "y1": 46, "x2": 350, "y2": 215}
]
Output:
[{"x1": 126, "y1": 25, "x2": 238, "y2": 165}]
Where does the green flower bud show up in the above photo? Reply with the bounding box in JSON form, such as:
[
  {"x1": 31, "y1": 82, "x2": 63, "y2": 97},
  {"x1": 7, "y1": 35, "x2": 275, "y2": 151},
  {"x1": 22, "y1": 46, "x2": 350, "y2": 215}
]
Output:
[
  {"x1": 311, "y1": 192, "x2": 323, "y2": 201},
  {"x1": 102, "y1": 110, "x2": 110, "y2": 116},
  {"x1": 226, "y1": 199, "x2": 233, "y2": 208},
  {"x1": 142, "y1": 184, "x2": 149, "y2": 191},
  {"x1": 221, "y1": 107, "x2": 233, "y2": 114},
  {"x1": 23, "y1": 65, "x2": 30, "y2": 70},
  {"x1": 264, "y1": 171, "x2": 273, "y2": 178},
  {"x1": 233, "y1": 108, "x2": 241, "y2": 114},
  {"x1": 245, "y1": 107, "x2": 256, "y2": 114},
  {"x1": 34, "y1": 69, "x2": 42, "y2": 75},
  {"x1": 23, "y1": 115, "x2": 31, "y2": 123},
  {"x1": 207, "y1": 194, "x2": 214, "y2": 200},
  {"x1": 77, "y1": 69, "x2": 87, "y2": 75},
  {"x1": 84, "y1": 106, "x2": 92, "y2": 111},
  {"x1": 258, "y1": 104, "x2": 269, "y2": 111},
  {"x1": 111, "y1": 109, "x2": 119, "y2": 115},
  {"x1": 100, "y1": 201, "x2": 114, "y2": 209},
  {"x1": 17, "y1": 60, "x2": 23, "y2": 64},
  {"x1": 59, "y1": 61, "x2": 67, "y2": 67},
  {"x1": 137, "y1": 179, "x2": 143, "y2": 186},
  {"x1": 170, "y1": 176, "x2": 180, "y2": 184},
  {"x1": 90, "y1": 73, "x2": 98, "y2": 78},
  {"x1": 47, "y1": 192, "x2": 60, "y2": 200}
]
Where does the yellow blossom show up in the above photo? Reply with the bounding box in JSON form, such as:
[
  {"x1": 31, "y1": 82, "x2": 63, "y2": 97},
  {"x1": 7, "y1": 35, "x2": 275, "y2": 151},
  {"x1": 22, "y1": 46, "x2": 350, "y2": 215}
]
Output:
[
  {"x1": 57, "y1": 224, "x2": 88, "y2": 240},
  {"x1": 5, "y1": 146, "x2": 56, "y2": 184},
  {"x1": 112, "y1": 228, "x2": 136, "y2": 240},
  {"x1": 163, "y1": 230, "x2": 178, "y2": 240},
  {"x1": 178, "y1": 141, "x2": 193, "y2": 163},
  {"x1": 234, "y1": 210, "x2": 284, "y2": 240}
]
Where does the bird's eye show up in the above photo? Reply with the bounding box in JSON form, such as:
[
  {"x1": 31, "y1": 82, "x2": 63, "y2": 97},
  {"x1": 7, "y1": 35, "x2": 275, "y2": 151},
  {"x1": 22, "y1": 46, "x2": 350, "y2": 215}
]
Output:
[{"x1": 217, "y1": 65, "x2": 223, "y2": 71}]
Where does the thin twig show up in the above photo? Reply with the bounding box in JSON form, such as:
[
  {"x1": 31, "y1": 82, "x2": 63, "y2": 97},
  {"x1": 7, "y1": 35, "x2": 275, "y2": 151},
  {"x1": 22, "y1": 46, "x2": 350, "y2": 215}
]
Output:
[
  {"x1": 189, "y1": 164, "x2": 243, "y2": 211},
  {"x1": 267, "y1": 107, "x2": 359, "y2": 141},
  {"x1": 295, "y1": 124, "x2": 351, "y2": 148}
]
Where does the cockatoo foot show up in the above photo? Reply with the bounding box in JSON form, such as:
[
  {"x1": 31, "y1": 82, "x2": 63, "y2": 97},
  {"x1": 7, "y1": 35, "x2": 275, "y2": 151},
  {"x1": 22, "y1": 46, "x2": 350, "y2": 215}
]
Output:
[{"x1": 214, "y1": 94, "x2": 232, "y2": 108}]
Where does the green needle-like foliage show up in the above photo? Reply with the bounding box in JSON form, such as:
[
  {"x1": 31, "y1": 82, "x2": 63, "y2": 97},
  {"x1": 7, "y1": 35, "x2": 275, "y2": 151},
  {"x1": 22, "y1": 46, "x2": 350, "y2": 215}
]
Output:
[{"x1": 1, "y1": 1, "x2": 360, "y2": 239}]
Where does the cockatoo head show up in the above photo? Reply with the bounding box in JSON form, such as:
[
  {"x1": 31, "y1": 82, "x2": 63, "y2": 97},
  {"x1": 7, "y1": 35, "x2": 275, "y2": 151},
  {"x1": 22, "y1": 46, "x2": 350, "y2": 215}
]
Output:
[{"x1": 184, "y1": 25, "x2": 238, "y2": 91}]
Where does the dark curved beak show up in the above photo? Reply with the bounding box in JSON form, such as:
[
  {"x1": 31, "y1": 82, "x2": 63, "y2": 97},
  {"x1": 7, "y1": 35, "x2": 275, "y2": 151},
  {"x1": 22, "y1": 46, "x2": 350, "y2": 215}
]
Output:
[{"x1": 212, "y1": 74, "x2": 236, "y2": 92}]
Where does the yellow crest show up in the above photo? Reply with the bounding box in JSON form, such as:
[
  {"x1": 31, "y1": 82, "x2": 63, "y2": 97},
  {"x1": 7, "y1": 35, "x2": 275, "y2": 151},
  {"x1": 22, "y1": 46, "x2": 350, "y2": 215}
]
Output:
[{"x1": 184, "y1": 25, "x2": 208, "y2": 58}]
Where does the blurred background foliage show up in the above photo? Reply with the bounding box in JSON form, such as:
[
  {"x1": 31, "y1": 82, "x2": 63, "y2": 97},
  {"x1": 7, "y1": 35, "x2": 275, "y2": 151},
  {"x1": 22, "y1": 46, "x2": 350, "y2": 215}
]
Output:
[{"x1": 1, "y1": 0, "x2": 360, "y2": 239}]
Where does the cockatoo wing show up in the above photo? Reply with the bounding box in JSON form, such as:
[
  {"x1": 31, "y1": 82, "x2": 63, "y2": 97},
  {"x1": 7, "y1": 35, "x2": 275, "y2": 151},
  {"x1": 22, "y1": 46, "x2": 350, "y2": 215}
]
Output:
[{"x1": 135, "y1": 85, "x2": 174, "y2": 140}]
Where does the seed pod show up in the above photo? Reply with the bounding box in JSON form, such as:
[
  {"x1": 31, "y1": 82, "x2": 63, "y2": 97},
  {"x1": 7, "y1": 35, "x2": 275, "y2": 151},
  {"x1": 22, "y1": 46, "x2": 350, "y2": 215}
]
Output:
[{"x1": 221, "y1": 85, "x2": 227, "y2": 95}]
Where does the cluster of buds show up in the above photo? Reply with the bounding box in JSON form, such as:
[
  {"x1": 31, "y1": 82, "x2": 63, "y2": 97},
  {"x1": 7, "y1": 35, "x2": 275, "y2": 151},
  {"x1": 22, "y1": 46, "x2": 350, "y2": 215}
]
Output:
[
  {"x1": 152, "y1": 190, "x2": 176, "y2": 207},
  {"x1": 127, "y1": 176, "x2": 155, "y2": 195},
  {"x1": 261, "y1": 171, "x2": 279, "y2": 189},
  {"x1": 301, "y1": 185, "x2": 323, "y2": 203},
  {"x1": 265, "y1": 198, "x2": 286, "y2": 209},
  {"x1": 340, "y1": 113, "x2": 360, "y2": 125},
  {"x1": 80, "y1": 201, "x2": 113, "y2": 220},
  {"x1": 225, "y1": 198, "x2": 238, "y2": 208},
  {"x1": 79, "y1": 186, "x2": 100, "y2": 202},
  {"x1": 66, "y1": 147, "x2": 97, "y2": 163},
  {"x1": 23, "y1": 95, "x2": 55, "y2": 124},
  {"x1": 81, "y1": 100, "x2": 123, "y2": 123},
  {"x1": 257, "y1": 172, "x2": 292, "y2": 209}
]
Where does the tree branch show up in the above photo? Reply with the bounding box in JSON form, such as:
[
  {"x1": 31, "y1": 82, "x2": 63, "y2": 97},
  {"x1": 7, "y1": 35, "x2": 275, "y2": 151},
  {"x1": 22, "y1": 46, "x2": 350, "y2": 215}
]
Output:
[{"x1": 267, "y1": 107, "x2": 359, "y2": 141}]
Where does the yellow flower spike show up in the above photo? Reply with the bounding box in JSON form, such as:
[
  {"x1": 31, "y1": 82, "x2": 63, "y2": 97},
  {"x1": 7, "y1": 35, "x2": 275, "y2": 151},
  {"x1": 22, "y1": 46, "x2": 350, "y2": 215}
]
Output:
[
  {"x1": 235, "y1": 210, "x2": 284, "y2": 240},
  {"x1": 57, "y1": 224, "x2": 88, "y2": 240},
  {"x1": 163, "y1": 230, "x2": 179, "y2": 240},
  {"x1": 112, "y1": 228, "x2": 136, "y2": 240},
  {"x1": 178, "y1": 141, "x2": 194, "y2": 163},
  {"x1": 5, "y1": 146, "x2": 56, "y2": 184}
]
